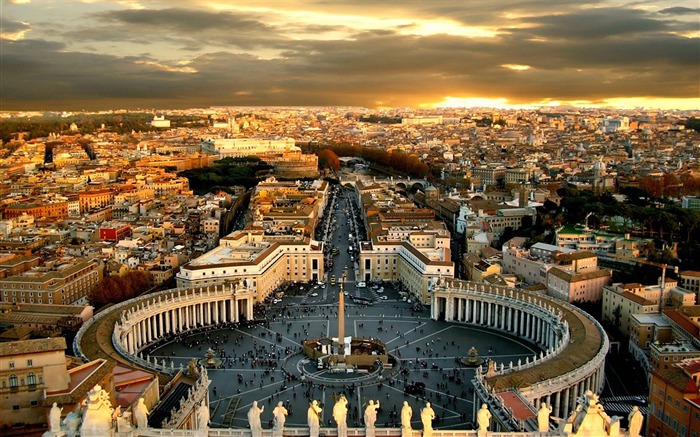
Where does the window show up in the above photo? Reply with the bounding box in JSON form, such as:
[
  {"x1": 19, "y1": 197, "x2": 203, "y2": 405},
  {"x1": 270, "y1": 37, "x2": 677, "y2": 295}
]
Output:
[
  {"x1": 27, "y1": 373, "x2": 36, "y2": 385},
  {"x1": 27, "y1": 359, "x2": 32, "y2": 367},
  {"x1": 9, "y1": 374, "x2": 18, "y2": 387},
  {"x1": 9, "y1": 361, "x2": 14, "y2": 369}
]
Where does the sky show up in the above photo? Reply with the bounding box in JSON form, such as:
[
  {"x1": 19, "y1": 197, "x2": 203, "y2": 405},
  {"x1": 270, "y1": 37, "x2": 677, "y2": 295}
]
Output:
[{"x1": 1, "y1": 0, "x2": 699, "y2": 111}]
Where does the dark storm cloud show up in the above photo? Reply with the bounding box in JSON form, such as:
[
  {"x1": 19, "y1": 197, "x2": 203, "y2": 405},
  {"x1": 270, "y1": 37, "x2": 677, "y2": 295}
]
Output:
[
  {"x1": 1, "y1": 1, "x2": 698, "y2": 110},
  {"x1": 1, "y1": 16, "x2": 30, "y2": 35},
  {"x1": 74, "y1": 8, "x2": 346, "y2": 52},
  {"x1": 94, "y1": 8, "x2": 271, "y2": 34},
  {"x1": 657, "y1": 6, "x2": 700, "y2": 15},
  {"x1": 515, "y1": 8, "x2": 671, "y2": 39}
]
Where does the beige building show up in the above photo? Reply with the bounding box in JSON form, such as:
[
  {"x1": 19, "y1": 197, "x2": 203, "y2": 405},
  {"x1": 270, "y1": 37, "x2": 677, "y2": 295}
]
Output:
[
  {"x1": 547, "y1": 267, "x2": 611, "y2": 302},
  {"x1": 359, "y1": 222, "x2": 454, "y2": 303},
  {"x1": 78, "y1": 188, "x2": 114, "y2": 213},
  {"x1": 602, "y1": 283, "x2": 659, "y2": 336},
  {"x1": 176, "y1": 229, "x2": 324, "y2": 302},
  {"x1": 679, "y1": 270, "x2": 700, "y2": 299},
  {"x1": 0, "y1": 258, "x2": 102, "y2": 306},
  {"x1": 0, "y1": 338, "x2": 70, "y2": 428},
  {"x1": 250, "y1": 178, "x2": 328, "y2": 237}
]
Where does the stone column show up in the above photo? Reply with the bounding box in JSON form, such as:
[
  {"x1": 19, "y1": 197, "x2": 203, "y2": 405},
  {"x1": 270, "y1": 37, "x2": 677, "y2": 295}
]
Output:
[
  {"x1": 524, "y1": 313, "x2": 530, "y2": 339},
  {"x1": 562, "y1": 387, "x2": 570, "y2": 418},
  {"x1": 519, "y1": 310, "x2": 524, "y2": 336},
  {"x1": 127, "y1": 330, "x2": 134, "y2": 355}
]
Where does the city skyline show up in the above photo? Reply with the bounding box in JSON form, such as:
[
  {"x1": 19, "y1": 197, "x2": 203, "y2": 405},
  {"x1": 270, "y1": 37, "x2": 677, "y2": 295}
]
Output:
[{"x1": 1, "y1": 0, "x2": 699, "y2": 111}]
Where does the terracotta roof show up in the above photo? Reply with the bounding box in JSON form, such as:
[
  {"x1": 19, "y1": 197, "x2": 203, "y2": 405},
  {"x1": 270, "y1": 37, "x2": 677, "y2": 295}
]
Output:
[
  {"x1": 620, "y1": 291, "x2": 654, "y2": 306},
  {"x1": 623, "y1": 283, "x2": 643, "y2": 289},
  {"x1": 498, "y1": 391, "x2": 536, "y2": 421},
  {"x1": 653, "y1": 366, "x2": 691, "y2": 392},
  {"x1": 0, "y1": 337, "x2": 66, "y2": 356},
  {"x1": 663, "y1": 309, "x2": 700, "y2": 341},
  {"x1": 679, "y1": 306, "x2": 700, "y2": 318},
  {"x1": 681, "y1": 271, "x2": 700, "y2": 278},
  {"x1": 548, "y1": 267, "x2": 611, "y2": 282},
  {"x1": 44, "y1": 359, "x2": 115, "y2": 406}
]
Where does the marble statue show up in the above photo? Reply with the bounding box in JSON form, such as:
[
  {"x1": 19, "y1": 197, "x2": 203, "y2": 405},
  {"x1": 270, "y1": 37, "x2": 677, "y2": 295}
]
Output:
[
  {"x1": 627, "y1": 406, "x2": 644, "y2": 437},
  {"x1": 364, "y1": 400, "x2": 380, "y2": 429},
  {"x1": 333, "y1": 394, "x2": 349, "y2": 437},
  {"x1": 401, "y1": 401, "x2": 413, "y2": 429},
  {"x1": 477, "y1": 404, "x2": 491, "y2": 433},
  {"x1": 307, "y1": 400, "x2": 322, "y2": 437},
  {"x1": 421, "y1": 402, "x2": 435, "y2": 437},
  {"x1": 116, "y1": 410, "x2": 132, "y2": 433},
  {"x1": 272, "y1": 401, "x2": 288, "y2": 431},
  {"x1": 63, "y1": 411, "x2": 81, "y2": 437},
  {"x1": 49, "y1": 402, "x2": 63, "y2": 433},
  {"x1": 197, "y1": 401, "x2": 210, "y2": 430},
  {"x1": 538, "y1": 402, "x2": 552, "y2": 432},
  {"x1": 248, "y1": 401, "x2": 265, "y2": 437},
  {"x1": 80, "y1": 384, "x2": 115, "y2": 436},
  {"x1": 133, "y1": 397, "x2": 149, "y2": 429}
]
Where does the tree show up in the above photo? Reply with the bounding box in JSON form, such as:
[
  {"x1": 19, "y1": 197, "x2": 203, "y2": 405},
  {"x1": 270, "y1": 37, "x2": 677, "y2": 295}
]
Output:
[
  {"x1": 90, "y1": 270, "x2": 152, "y2": 308},
  {"x1": 317, "y1": 148, "x2": 340, "y2": 171}
]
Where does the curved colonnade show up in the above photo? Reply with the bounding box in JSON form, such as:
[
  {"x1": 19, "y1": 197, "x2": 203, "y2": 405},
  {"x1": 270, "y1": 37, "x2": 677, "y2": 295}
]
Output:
[
  {"x1": 75, "y1": 284, "x2": 256, "y2": 376},
  {"x1": 431, "y1": 280, "x2": 608, "y2": 431},
  {"x1": 76, "y1": 280, "x2": 607, "y2": 433}
]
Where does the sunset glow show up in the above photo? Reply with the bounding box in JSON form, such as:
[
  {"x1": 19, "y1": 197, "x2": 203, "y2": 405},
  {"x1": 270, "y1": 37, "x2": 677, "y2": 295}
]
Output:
[{"x1": 0, "y1": 0, "x2": 697, "y2": 110}]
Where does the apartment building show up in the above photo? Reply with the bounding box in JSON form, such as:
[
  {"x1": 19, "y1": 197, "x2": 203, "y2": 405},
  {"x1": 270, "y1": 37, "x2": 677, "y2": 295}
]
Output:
[
  {"x1": 680, "y1": 271, "x2": 700, "y2": 299},
  {"x1": 78, "y1": 188, "x2": 114, "y2": 213},
  {"x1": 648, "y1": 359, "x2": 700, "y2": 437},
  {"x1": 0, "y1": 258, "x2": 103, "y2": 305},
  {"x1": 176, "y1": 229, "x2": 324, "y2": 302},
  {"x1": 0, "y1": 338, "x2": 70, "y2": 428},
  {"x1": 547, "y1": 267, "x2": 611, "y2": 302},
  {"x1": 351, "y1": 182, "x2": 455, "y2": 302},
  {"x1": 602, "y1": 283, "x2": 661, "y2": 336}
]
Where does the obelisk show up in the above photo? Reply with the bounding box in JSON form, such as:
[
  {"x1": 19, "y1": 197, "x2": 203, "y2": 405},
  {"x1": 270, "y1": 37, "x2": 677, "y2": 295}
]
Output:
[{"x1": 337, "y1": 284, "x2": 345, "y2": 357}]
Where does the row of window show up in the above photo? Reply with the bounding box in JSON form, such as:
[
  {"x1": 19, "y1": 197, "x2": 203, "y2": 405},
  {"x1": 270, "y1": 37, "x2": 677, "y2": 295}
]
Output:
[
  {"x1": 8, "y1": 359, "x2": 32, "y2": 369},
  {"x1": 3, "y1": 372, "x2": 39, "y2": 388}
]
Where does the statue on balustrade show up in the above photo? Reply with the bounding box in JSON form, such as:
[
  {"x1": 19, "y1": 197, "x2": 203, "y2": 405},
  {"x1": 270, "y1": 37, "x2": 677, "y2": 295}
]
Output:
[
  {"x1": 197, "y1": 401, "x2": 210, "y2": 430},
  {"x1": 333, "y1": 394, "x2": 349, "y2": 437},
  {"x1": 307, "y1": 400, "x2": 322, "y2": 437},
  {"x1": 477, "y1": 404, "x2": 491, "y2": 434},
  {"x1": 248, "y1": 400, "x2": 265, "y2": 437},
  {"x1": 538, "y1": 402, "x2": 552, "y2": 432},
  {"x1": 627, "y1": 406, "x2": 644, "y2": 437},
  {"x1": 133, "y1": 397, "x2": 149, "y2": 429},
  {"x1": 49, "y1": 402, "x2": 63, "y2": 433},
  {"x1": 421, "y1": 402, "x2": 435, "y2": 437},
  {"x1": 401, "y1": 401, "x2": 413, "y2": 430},
  {"x1": 273, "y1": 401, "x2": 288, "y2": 432},
  {"x1": 364, "y1": 400, "x2": 380, "y2": 429}
]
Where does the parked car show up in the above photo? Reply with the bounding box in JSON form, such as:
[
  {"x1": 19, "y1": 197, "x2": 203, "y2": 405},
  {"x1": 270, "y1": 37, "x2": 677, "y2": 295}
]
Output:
[{"x1": 357, "y1": 281, "x2": 366, "y2": 288}]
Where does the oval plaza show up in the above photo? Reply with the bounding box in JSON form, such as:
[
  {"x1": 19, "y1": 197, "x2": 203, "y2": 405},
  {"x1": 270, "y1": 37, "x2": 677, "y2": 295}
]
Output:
[{"x1": 77, "y1": 277, "x2": 607, "y2": 434}]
